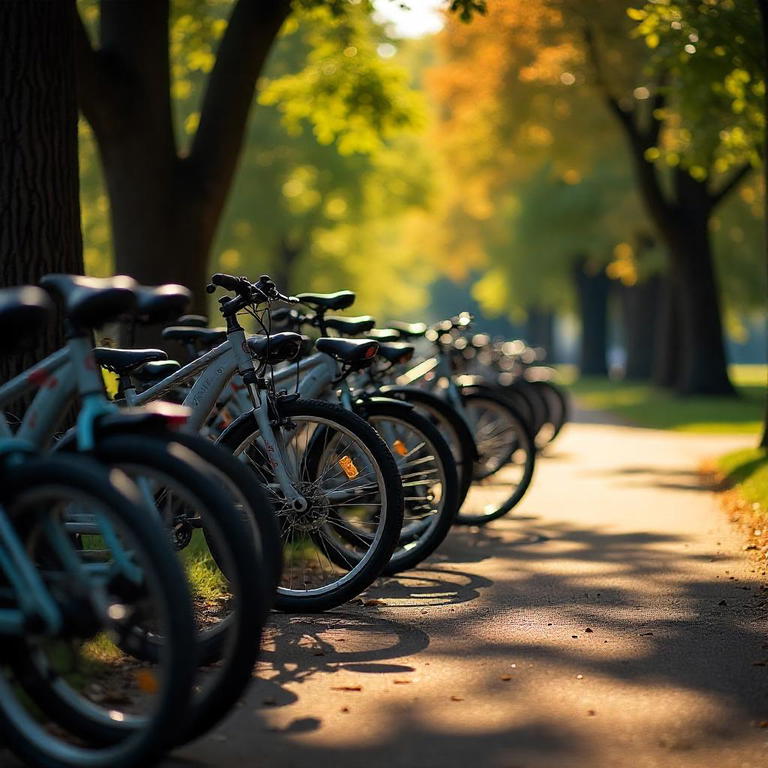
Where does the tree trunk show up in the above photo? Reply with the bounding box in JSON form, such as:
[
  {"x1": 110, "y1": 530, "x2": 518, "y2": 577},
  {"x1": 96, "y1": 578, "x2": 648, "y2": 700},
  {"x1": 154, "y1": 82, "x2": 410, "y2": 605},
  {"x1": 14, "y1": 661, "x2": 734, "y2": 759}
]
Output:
[
  {"x1": 270, "y1": 237, "x2": 303, "y2": 297},
  {"x1": 652, "y1": 273, "x2": 681, "y2": 388},
  {"x1": 664, "y1": 171, "x2": 734, "y2": 395},
  {"x1": 585, "y1": 44, "x2": 738, "y2": 396},
  {"x1": 0, "y1": 0, "x2": 83, "y2": 388},
  {"x1": 574, "y1": 260, "x2": 610, "y2": 377},
  {"x1": 76, "y1": 0, "x2": 291, "y2": 311},
  {"x1": 620, "y1": 275, "x2": 661, "y2": 380},
  {"x1": 525, "y1": 306, "x2": 555, "y2": 358}
]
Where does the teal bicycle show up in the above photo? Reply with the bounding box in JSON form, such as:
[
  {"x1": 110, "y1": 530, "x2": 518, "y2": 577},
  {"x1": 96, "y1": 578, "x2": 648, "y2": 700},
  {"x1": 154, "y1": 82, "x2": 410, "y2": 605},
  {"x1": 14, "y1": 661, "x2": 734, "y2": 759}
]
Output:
[{"x1": 0, "y1": 286, "x2": 197, "y2": 768}]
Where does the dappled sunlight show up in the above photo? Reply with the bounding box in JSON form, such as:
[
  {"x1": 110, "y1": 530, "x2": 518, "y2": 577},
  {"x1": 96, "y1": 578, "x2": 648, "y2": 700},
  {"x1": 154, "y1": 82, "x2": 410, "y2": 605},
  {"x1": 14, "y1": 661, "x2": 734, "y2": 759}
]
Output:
[{"x1": 172, "y1": 422, "x2": 768, "y2": 768}]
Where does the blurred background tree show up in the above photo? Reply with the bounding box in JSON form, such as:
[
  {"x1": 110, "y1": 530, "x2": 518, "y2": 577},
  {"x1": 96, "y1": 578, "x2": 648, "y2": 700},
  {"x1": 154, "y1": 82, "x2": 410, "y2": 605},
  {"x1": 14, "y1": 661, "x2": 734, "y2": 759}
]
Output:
[{"x1": 73, "y1": 0, "x2": 768, "y2": 435}]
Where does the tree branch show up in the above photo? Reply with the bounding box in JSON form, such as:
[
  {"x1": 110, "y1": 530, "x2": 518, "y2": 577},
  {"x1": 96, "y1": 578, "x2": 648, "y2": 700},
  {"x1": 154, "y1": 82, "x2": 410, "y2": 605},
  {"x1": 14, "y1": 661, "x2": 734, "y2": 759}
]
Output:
[
  {"x1": 582, "y1": 24, "x2": 672, "y2": 229},
  {"x1": 186, "y1": 0, "x2": 292, "y2": 208},
  {"x1": 710, "y1": 162, "x2": 753, "y2": 208}
]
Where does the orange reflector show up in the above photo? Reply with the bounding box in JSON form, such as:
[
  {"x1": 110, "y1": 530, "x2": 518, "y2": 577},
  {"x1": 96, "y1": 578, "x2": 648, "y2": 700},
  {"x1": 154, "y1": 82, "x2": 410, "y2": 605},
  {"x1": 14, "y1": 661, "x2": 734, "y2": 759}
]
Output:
[
  {"x1": 135, "y1": 669, "x2": 159, "y2": 694},
  {"x1": 392, "y1": 439, "x2": 408, "y2": 456},
  {"x1": 338, "y1": 455, "x2": 359, "y2": 479},
  {"x1": 363, "y1": 345, "x2": 378, "y2": 359}
]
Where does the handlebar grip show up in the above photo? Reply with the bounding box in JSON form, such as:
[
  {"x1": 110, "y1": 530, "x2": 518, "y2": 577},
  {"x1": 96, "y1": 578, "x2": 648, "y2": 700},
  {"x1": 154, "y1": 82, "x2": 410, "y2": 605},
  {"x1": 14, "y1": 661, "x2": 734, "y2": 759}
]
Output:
[{"x1": 210, "y1": 273, "x2": 242, "y2": 292}]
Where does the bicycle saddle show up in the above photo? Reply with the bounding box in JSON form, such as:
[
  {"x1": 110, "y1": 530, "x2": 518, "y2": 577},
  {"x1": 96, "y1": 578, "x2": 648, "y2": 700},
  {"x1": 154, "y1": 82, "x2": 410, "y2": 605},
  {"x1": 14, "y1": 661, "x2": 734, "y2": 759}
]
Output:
[
  {"x1": 175, "y1": 314, "x2": 209, "y2": 327},
  {"x1": 388, "y1": 321, "x2": 428, "y2": 338},
  {"x1": 135, "y1": 284, "x2": 191, "y2": 324},
  {"x1": 315, "y1": 337, "x2": 379, "y2": 367},
  {"x1": 132, "y1": 359, "x2": 181, "y2": 384},
  {"x1": 94, "y1": 347, "x2": 168, "y2": 374},
  {"x1": 376, "y1": 342, "x2": 415, "y2": 365},
  {"x1": 296, "y1": 290, "x2": 355, "y2": 312},
  {"x1": 368, "y1": 328, "x2": 401, "y2": 342},
  {"x1": 324, "y1": 315, "x2": 376, "y2": 336},
  {"x1": 162, "y1": 326, "x2": 227, "y2": 346},
  {"x1": 39, "y1": 274, "x2": 137, "y2": 329},
  {"x1": 247, "y1": 332, "x2": 303, "y2": 364},
  {"x1": 0, "y1": 286, "x2": 52, "y2": 355}
]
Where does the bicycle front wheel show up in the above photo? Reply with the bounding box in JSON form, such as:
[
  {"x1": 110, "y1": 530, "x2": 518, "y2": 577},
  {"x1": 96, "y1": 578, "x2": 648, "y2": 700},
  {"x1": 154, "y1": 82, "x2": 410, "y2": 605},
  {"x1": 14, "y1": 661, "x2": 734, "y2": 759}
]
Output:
[
  {"x1": 218, "y1": 398, "x2": 404, "y2": 612},
  {"x1": 0, "y1": 455, "x2": 196, "y2": 768}
]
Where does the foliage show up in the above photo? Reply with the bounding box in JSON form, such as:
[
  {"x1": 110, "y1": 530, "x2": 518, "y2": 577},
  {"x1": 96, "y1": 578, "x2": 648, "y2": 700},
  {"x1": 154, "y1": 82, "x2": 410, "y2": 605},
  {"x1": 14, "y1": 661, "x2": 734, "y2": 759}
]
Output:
[
  {"x1": 427, "y1": 0, "x2": 653, "y2": 318},
  {"x1": 78, "y1": 0, "x2": 438, "y2": 316},
  {"x1": 630, "y1": 0, "x2": 764, "y2": 174}
]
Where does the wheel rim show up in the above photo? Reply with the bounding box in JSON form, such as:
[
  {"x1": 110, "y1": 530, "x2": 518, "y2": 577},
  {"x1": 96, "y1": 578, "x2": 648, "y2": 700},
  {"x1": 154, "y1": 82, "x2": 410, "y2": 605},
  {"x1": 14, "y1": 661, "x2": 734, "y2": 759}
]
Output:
[{"x1": 233, "y1": 414, "x2": 389, "y2": 598}]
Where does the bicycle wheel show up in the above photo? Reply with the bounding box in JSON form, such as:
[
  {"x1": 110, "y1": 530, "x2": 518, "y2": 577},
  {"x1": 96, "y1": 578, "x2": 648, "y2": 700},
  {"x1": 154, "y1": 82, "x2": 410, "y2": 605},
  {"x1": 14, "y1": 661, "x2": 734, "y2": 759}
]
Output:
[
  {"x1": 148, "y1": 430, "x2": 282, "y2": 594},
  {"x1": 218, "y1": 398, "x2": 404, "y2": 612},
  {"x1": 0, "y1": 455, "x2": 196, "y2": 768},
  {"x1": 455, "y1": 390, "x2": 536, "y2": 525},
  {"x1": 530, "y1": 379, "x2": 570, "y2": 444},
  {"x1": 351, "y1": 399, "x2": 459, "y2": 574},
  {"x1": 383, "y1": 386, "x2": 477, "y2": 510},
  {"x1": 78, "y1": 434, "x2": 268, "y2": 745}
]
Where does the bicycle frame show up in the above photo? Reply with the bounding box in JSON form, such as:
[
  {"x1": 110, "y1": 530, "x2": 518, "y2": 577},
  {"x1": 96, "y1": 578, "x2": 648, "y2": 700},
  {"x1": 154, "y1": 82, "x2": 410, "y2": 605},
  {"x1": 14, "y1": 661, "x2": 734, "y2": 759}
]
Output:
[
  {"x1": 126, "y1": 324, "x2": 320, "y2": 507},
  {"x1": 395, "y1": 349, "x2": 467, "y2": 417}
]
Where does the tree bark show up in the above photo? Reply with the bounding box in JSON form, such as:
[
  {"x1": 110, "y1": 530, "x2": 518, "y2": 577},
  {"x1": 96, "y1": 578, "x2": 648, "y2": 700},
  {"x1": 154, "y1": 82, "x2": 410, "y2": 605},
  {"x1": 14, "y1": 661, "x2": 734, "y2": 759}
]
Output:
[
  {"x1": 0, "y1": 0, "x2": 83, "y2": 387},
  {"x1": 652, "y1": 273, "x2": 681, "y2": 388},
  {"x1": 620, "y1": 275, "x2": 661, "y2": 381},
  {"x1": 574, "y1": 260, "x2": 610, "y2": 377},
  {"x1": 75, "y1": 0, "x2": 292, "y2": 310}
]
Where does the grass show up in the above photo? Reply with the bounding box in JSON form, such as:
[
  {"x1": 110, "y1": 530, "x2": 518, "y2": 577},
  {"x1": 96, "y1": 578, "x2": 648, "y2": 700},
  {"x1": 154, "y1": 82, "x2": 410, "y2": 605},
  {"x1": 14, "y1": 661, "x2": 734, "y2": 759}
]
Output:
[
  {"x1": 183, "y1": 530, "x2": 229, "y2": 602},
  {"x1": 717, "y1": 447, "x2": 768, "y2": 510},
  {"x1": 566, "y1": 364, "x2": 766, "y2": 434}
]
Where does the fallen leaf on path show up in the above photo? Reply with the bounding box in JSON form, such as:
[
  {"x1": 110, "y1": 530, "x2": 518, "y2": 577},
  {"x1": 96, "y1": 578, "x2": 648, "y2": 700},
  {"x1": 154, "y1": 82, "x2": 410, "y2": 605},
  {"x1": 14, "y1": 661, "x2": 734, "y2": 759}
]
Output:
[
  {"x1": 393, "y1": 680, "x2": 411, "y2": 684},
  {"x1": 450, "y1": 696, "x2": 464, "y2": 702},
  {"x1": 585, "y1": 628, "x2": 593, "y2": 633},
  {"x1": 364, "y1": 599, "x2": 385, "y2": 607},
  {"x1": 640, "y1": 632, "x2": 654, "y2": 636},
  {"x1": 587, "y1": 710, "x2": 596, "y2": 716},
  {"x1": 340, "y1": 706, "x2": 350, "y2": 713},
  {"x1": 332, "y1": 685, "x2": 362, "y2": 691},
  {"x1": 758, "y1": 720, "x2": 768, "y2": 728},
  {"x1": 500, "y1": 675, "x2": 512, "y2": 681}
]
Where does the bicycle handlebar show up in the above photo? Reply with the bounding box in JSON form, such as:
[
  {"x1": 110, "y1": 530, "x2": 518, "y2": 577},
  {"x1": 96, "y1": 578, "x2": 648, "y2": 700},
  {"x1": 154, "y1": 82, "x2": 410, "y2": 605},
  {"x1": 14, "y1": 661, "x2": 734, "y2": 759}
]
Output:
[{"x1": 206, "y1": 273, "x2": 299, "y2": 307}]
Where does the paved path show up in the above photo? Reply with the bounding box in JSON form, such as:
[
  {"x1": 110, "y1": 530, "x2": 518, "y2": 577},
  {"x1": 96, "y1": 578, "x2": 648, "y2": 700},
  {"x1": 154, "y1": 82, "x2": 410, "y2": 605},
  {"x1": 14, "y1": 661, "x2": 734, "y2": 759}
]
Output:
[{"x1": 174, "y1": 419, "x2": 768, "y2": 768}]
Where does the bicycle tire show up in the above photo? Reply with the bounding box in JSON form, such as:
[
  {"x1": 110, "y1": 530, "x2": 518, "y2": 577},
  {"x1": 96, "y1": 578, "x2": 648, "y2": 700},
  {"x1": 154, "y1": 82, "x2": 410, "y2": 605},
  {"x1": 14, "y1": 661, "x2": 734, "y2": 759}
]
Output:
[
  {"x1": 455, "y1": 390, "x2": 536, "y2": 525},
  {"x1": 218, "y1": 398, "x2": 404, "y2": 612},
  {"x1": 342, "y1": 399, "x2": 459, "y2": 574},
  {"x1": 0, "y1": 455, "x2": 196, "y2": 768},
  {"x1": 80, "y1": 434, "x2": 268, "y2": 745},
  {"x1": 382, "y1": 386, "x2": 477, "y2": 510}
]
